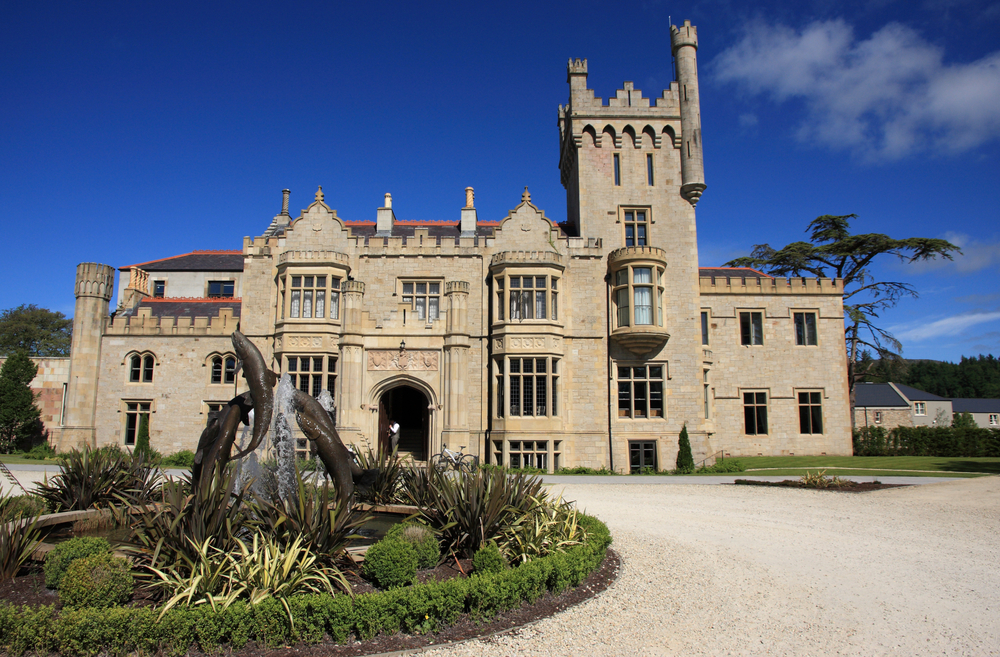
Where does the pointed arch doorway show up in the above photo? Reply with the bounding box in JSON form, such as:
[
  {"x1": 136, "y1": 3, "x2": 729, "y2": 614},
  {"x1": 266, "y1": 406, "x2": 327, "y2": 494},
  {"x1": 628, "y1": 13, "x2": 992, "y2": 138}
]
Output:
[{"x1": 377, "y1": 385, "x2": 430, "y2": 461}]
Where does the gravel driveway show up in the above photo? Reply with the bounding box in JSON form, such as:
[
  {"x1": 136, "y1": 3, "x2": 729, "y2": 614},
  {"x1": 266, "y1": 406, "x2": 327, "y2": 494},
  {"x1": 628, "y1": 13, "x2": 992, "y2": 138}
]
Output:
[{"x1": 427, "y1": 477, "x2": 1000, "y2": 656}]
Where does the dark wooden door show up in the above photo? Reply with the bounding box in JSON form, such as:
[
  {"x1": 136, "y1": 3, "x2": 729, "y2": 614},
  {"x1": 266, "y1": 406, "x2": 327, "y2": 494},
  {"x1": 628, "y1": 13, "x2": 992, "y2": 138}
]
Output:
[{"x1": 378, "y1": 396, "x2": 389, "y2": 455}]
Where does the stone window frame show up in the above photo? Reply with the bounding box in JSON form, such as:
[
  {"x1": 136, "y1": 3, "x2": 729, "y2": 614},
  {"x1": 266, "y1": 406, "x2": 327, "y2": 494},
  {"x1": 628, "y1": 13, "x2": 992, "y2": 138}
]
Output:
[
  {"x1": 206, "y1": 279, "x2": 236, "y2": 298},
  {"x1": 797, "y1": 389, "x2": 824, "y2": 435},
  {"x1": 629, "y1": 440, "x2": 658, "y2": 473},
  {"x1": 620, "y1": 207, "x2": 651, "y2": 248},
  {"x1": 494, "y1": 355, "x2": 560, "y2": 418},
  {"x1": 397, "y1": 278, "x2": 443, "y2": 322},
  {"x1": 616, "y1": 363, "x2": 666, "y2": 420},
  {"x1": 207, "y1": 352, "x2": 238, "y2": 385},
  {"x1": 152, "y1": 280, "x2": 166, "y2": 298},
  {"x1": 125, "y1": 351, "x2": 157, "y2": 384},
  {"x1": 493, "y1": 271, "x2": 560, "y2": 324},
  {"x1": 743, "y1": 390, "x2": 769, "y2": 435},
  {"x1": 793, "y1": 310, "x2": 819, "y2": 346},
  {"x1": 285, "y1": 354, "x2": 337, "y2": 399},
  {"x1": 121, "y1": 399, "x2": 153, "y2": 446},
  {"x1": 914, "y1": 402, "x2": 926, "y2": 416},
  {"x1": 739, "y1": 310, "x2": 765, "y2": 346},
  {"x1": 279, "y1": 271, "x2": 342, "y2": 322},
  {"x1": 611, "y1": 262, "x2": 666, "y2": 329},
  {"x1": 701, "y1": 310, "x2": 710, "y2": 346}
]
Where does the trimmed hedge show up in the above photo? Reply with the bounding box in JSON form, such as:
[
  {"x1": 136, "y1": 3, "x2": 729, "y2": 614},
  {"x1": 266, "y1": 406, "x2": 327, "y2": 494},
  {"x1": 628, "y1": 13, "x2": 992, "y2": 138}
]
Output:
[
  {"x1": 853, "y1": 425, "x2": 1000, "y2": 457},
  {"x1": 0, "y1": 514, "x2": 611, "y2": 656}
]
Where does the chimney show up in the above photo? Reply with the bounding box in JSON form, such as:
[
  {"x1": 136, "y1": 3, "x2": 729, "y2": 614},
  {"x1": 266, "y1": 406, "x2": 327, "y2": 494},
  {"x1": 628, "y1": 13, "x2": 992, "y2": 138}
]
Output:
[
  {"x1": 376, "y1": 193, "x2": 396, "y2": 235},
  {"x1": 460, "y1": 187, "x2": 477, "y2": 235}
]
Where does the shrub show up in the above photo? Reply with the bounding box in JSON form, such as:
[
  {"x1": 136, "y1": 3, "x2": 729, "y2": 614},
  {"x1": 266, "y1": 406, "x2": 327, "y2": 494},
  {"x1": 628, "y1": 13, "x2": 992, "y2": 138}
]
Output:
[
  {"x1": 34, "y1": 446, "x2": 160, "y2": 511},
  {"x1": 472, "y1": 542, "x2": 505, "y2": 575},
  {"x1": 404, "y1": 468, "x2": 545, "y2": 558},
  {"x1": 0, "y1": 495, "x2": 41, "y2": 581},
  {"x1": 675, "y1": 423, "x2": 694, "y2": 473},
  {"x1": 697, "y1": 458, "x2": 745, "y2": 474},
  {"x1": 385, "y1": 523, "x2": 440, "y2": 569},
  {"x1": 556, "y1": 465, "x2": 617, "y2": 475},
  {"x1": 2, "y1": 494, "x2": 47, "y2": 519},
  {"x1": 160, "y1": 450, "x2": 195, "y2": 467},
  {"x1": 352, "y1": 445, "x2": 405, "y2": 505},
  {"x1": 44, "y1": 537, "x2": 112, "y2": 589},
  {"x1": 362, "y1": 539, "x2": 417, "y2": 589},
  {"x1": 853, "y1": 425, "x2": 1000, "y2": 457},
  {"x1": 21, "y1": 443, "x2": 55, "y2": 460},
  {"x1": 58, "y1": 552, "x2": 133, "y2": 610},
  {"x1": 134, "y1": 414, "x2": 151, "y2": 457},
  {"x1": 500, "y1": 494, "x2": 586, "y2": 564}
]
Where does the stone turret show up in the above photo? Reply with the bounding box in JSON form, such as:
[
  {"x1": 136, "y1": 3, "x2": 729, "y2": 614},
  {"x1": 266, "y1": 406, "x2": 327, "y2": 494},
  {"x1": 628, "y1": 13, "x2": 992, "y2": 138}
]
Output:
[
  {"x1": 61, "y1": 263, "x2": 115, "y2": 450},
  {"x1": 671, "y1": 20, "x2": 706, "y2": 207}
]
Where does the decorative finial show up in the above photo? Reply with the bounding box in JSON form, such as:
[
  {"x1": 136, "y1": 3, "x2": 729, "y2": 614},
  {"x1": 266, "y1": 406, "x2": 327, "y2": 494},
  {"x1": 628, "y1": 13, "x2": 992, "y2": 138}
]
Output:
[
  {"x1": 315, "y1": 186, "x2": 324, "y2": 202},
  {"x1": 522, "y1": 187, "x2": 531, "y2": 203}
]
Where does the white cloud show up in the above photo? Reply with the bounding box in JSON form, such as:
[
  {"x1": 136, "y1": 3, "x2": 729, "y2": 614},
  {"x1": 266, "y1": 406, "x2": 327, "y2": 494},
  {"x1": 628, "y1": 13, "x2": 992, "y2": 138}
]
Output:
[
  {"x1": 739, "y1": 113, "x2": 759, "y2": 127},
  {"x1": 712, "y1": 20, "x2": 1000, "y2": 160},
  {"x1": 892, "y1": 310, "x2": 1000, "y2": 342}
]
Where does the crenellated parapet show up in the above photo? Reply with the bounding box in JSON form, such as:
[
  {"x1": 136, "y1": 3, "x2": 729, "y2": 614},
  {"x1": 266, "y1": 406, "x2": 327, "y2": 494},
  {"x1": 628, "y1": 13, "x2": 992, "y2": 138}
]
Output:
[
  {"x1": 490, "y1": 251, "x2": 565, "y2": 269},
  {"x1": 106, "y1": 307, "x2": 240, "y2": 335},
  {"x1": 277, "y1": 250, "x2": 351, "y2": 267},
  {"x1": 699, "y1": 276, "x2": 843, "y2": 295},
  {"x1": 75, "y1": 263, "x2": 115, "y2": 300}
]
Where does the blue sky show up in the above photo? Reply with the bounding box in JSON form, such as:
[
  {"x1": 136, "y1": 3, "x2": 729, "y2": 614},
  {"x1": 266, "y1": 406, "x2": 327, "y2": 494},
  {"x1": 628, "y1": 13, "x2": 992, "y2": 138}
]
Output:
[{"x1": 2, "y1": 0, "x2": 998, "y2": 363}]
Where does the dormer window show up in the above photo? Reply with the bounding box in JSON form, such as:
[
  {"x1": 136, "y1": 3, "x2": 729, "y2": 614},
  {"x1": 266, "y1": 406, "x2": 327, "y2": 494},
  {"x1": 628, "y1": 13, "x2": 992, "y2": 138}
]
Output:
[{"x1": 208, "y1": 280, "x2": 234, "y2": 298}]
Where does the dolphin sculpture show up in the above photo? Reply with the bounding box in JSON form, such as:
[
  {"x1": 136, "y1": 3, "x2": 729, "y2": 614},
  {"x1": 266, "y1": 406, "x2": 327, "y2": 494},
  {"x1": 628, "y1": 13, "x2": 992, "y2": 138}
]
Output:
[
  {"x1": 290, "y1": 388, "x2": 377, "y2": 506},
  {"x1": 229, "y1": 330, "x2": 278, "y2": 460},
  {"x1": 192, "y1": 392, "x2": 253, "y2": 489}
]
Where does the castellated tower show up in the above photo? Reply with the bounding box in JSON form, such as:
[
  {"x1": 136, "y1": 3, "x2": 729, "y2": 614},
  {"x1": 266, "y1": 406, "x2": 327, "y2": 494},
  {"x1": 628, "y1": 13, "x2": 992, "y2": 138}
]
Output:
[
  {"x1": 557, "y1": 20, "x2": 712, "y2": 460},
  {"x1": 60, "y1": 263, "x2": 115, "y2": 450}
]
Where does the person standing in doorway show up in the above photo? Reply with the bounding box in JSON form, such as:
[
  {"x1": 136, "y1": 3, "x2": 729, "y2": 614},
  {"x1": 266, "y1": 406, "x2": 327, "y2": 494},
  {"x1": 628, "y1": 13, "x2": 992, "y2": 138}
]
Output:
[{"x1": 388, "y1": 418, "x2": 401, "y2": 453}]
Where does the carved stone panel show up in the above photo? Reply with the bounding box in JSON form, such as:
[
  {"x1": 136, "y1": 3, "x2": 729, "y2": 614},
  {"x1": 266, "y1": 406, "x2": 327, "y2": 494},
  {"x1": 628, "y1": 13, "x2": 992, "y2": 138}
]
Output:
[
  {"x1": 283, "y1": 335, "x2": 324, "y2": 350},
  {"x1": 367, "y1": 350, "x2": 439, "y2": 371}
]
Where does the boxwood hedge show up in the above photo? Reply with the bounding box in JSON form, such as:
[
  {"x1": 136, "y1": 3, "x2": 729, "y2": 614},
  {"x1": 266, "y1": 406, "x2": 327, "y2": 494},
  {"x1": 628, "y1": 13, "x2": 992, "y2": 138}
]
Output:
[{"x1": 0, "y1": 514, "x2": 611, "y2": 656}]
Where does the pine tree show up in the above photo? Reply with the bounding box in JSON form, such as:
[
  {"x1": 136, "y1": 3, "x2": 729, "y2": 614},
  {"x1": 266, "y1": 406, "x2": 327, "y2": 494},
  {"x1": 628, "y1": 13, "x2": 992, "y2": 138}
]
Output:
[
  {"x1": 0, "y1": 352, "x2": 42, "y2": 453},
  {"x1": 676, "y1": 423, "x2": 694, "y2": 474}
]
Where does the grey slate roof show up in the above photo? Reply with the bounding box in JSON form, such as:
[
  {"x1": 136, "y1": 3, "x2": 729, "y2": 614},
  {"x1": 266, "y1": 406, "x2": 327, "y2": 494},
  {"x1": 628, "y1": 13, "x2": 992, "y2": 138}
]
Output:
[
  {"x1": 893, "y1": 383, "x2": 948, "y2": 402},
  {"x1": 854, "y1": 383, "x2": 909, "y2": 408},
  {"x1": 121, "y1": 251, "x2": 244, "y2": 272},
  {"x1": 698, "y1": 267, "x2": 773, "y2": 279},
  {"x1": 951, "y1": 398, "x2": 1000, "y2": 413}
]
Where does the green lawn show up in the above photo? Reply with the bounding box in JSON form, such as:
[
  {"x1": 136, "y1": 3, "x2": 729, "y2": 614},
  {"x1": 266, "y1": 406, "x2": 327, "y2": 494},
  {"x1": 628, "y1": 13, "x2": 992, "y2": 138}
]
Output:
[
  {"x1": 735, "y1": 455, "x2": 1000, "y2": 477},
  {"x1": 0, "y1": 455, "x2": 58, "y2": 465}
]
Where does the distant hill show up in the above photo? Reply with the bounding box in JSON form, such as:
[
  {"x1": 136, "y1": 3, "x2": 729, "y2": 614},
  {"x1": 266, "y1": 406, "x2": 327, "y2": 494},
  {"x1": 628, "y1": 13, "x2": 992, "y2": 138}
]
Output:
[{"x1": 859, "y1": 354, "x2": 1000, "y2": 399}]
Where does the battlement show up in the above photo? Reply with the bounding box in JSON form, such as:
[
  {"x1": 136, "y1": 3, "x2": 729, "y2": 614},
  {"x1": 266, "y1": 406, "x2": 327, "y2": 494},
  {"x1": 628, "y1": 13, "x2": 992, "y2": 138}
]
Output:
[
  {"x1": 75, "y1": 263, "x2": 115, "y2": 300},
  {"x1": 670, "y1": 20, "x2": 698, "y2": 52},
  {"x1": 699, "y1": 276, "x2": 843, "y2": 295},
  {"x1": 277, "y1": 250, "x2": 351, "y2": 267},
  {"x1": 445, "y1": 281, "x2": 470, "y2": 294},
  {"x1": 106, "y1": 306, "x2": 239, "y2": 335},
  {"x1": 490, "y1": 251, "x2": 565, "y2": 268}
]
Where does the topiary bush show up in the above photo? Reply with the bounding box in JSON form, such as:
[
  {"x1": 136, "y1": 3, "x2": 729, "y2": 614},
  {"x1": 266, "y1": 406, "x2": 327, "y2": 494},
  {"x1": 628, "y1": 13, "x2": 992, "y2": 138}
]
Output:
[
  {"x1": 675, "y1": 423, "x2": 694, "y2": 473},
  {"x1": 361, "y1": 538, "x2": 417, "y2": 589},
  {"x1": 384, "y1": 523, "x2": 439, "y2": 569},
  {"x1": 472, "y1": 542, "x2": 506, "y2": 575},
  {"x1": 44, "y1": 536, "x2": 112, "y2": 589},
  {"x1": 58, "y1": 552, "x2": 133, "y2": 610}
]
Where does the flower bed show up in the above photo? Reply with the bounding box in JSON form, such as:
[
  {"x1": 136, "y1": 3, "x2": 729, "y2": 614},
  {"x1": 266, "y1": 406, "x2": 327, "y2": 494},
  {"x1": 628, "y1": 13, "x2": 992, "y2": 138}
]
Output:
[{"x1": 0, "y1": 514, "x2": 611, "y2": 656}]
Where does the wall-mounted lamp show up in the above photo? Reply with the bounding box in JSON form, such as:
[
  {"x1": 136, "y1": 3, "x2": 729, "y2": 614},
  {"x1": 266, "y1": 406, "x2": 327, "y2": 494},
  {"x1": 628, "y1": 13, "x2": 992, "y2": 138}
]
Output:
[{"x1": 399, "y1": 339, "x2": 406, "y2": 353}]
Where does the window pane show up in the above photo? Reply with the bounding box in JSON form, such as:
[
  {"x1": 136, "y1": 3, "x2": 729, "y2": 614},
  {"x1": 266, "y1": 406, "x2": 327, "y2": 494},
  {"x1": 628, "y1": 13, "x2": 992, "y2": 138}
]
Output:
[
  {"x1": 756, "y1": 406, "x2": 768, "y2": 434},
  {"x1": 740, "y1": 313, "x2": 751, "y2": 345},
  {"x1": 806, "y1": 313, "x2": 817, "y2": 345},
  {"x1": 302, "y1": 290, "x2": 312, "y2": 318},
  {"x1": 403, "y1": 282, "x2": 413, "y2": 294},
  {"x1": 634, "y1": 267, "x2": 652, "y2": 284},
  {"x1": 649, "y1": 366, "x2": 662, "y2": 379},
  {"x1": 637, "y1": 224, "x2": 647, "y2": 246},
  {"x1": 650, "y1": 382, "x2": 663, "y2": 417},
  {"x1": 536, "y1": 376, "x2": 547, "y2": 416},
  {"x1": 315, "y1": 276, "x2": 325, "y2": 287},
  {"x1": 523, "y1": 359, "x2": 534, "y2": 374},
  {"x1": 292, "y1": 276, "x2": 301, "y2": 287},
  {"x1": 510, "y1": 377, "x2": 521, "y2": 415},
  {"x1": 701, "y1": 312, "x2": 709, "y2": 345},
  {"x1": 618, "y1": 382, "x2": 631, "y2": 417},
  {"x1": 211, "y1": 358, "x2": 222, "y2": 383},
  {"x1": 315, "y1": 290, "x2": 325, "y2": 318},
  {"x1": 811, "y1": 405, "x2": 823, "y2": 433},
  {"x1": 290, "y1": 290, "x2": 300, "y2": 318},
  {"x1": 535, "y1": 290, "x2": 546, "y2": 319},
  {"x1": 330, "y1": 291, "x2": 340, "y2": 319},
  {"x1": 416, "y1": 283, "x2": 426, "y2": 294},
  {"x1": 429, "y1": 297, "x2": 439, "y2": 320},
  {"x1": 634, "y1": 287, "x2": 652, "y2": 325},
  {"x1": 633, "y1": 382, "x2": 647, "y2": 418},
  {"x1": 616, "y1": 289, "x2": 630, "y2": 327},
  {"x1": 429, "y1": 282, "x2": 439, "y2": 294},
  {"x1": 618, "y1": 366, "x2": 631, "y2": 379},
  {"x1": 625, "y1": 225, "x2": 634, "y2": 246},
  {"x1": 416, "y1": 297, "x2": 426, "y2": 320},
  {"x1": 752, "y1": 313, "x2": 763, "y2": 345},
  {"x1": 510, "y1": 276, "x2": 520, "y2": 288},
  {"x1": 287, "y1": 357, "x2": 298, "y2": 371},
  {"x1": 552, "y1": 292, "x2": 558, "y2": 320},
  {"x1": 615, "y1": 270, "x2": 628, "y2": 286}
]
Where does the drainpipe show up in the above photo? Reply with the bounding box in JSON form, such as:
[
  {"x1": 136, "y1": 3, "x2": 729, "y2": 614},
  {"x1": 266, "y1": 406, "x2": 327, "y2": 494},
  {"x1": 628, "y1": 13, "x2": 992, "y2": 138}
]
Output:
[{"x1": 605, "y1": 272, "x2": 615, "y2": 472}]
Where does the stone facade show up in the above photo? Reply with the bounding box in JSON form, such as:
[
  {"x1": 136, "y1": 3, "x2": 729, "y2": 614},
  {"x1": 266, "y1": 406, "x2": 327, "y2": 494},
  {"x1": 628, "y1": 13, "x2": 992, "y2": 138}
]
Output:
[{"x1": 53, "y1": 21, "x2": 852, "y2": 470}]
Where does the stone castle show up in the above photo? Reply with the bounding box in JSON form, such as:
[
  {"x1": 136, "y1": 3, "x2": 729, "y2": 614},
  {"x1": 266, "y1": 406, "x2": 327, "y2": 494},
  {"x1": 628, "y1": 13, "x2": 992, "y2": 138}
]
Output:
[{"x1": 44, "y1": 21, "x2": 851, "y2": 471}]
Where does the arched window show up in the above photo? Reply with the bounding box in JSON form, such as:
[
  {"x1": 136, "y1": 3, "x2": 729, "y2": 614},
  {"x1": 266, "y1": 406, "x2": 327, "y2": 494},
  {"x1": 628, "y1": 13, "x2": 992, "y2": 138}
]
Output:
[
  {"x1": 128, "y1": 353, "x2": 155, "y2": 383},
  {"x1": 210, "y1": 354, "x2": 238, "y2": 384}
]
